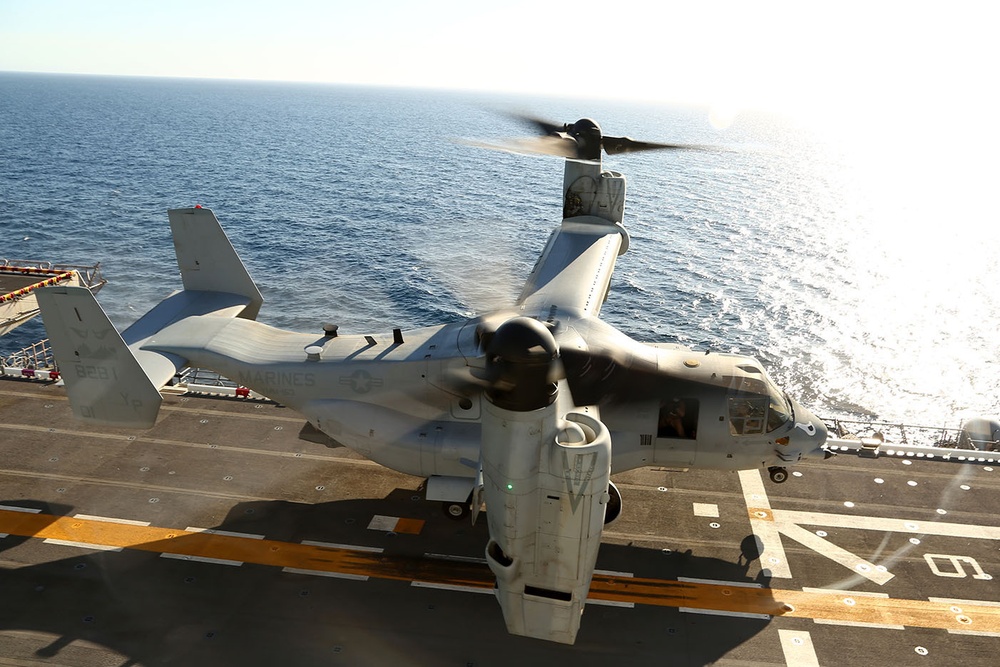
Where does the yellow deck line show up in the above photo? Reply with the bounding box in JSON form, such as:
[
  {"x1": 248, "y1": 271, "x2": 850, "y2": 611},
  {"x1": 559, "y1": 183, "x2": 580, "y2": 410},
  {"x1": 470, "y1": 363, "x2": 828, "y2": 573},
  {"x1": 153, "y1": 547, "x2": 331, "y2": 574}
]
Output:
[{"x1": 3, "y1": 508, "x2": 1000, "y2": 634}]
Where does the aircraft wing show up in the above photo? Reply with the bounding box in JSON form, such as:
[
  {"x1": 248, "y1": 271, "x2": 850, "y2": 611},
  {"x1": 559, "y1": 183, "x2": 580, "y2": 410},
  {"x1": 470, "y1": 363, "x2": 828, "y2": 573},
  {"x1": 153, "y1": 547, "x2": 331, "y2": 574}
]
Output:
[{"x1": 516, "y1": 216, "x2": 628, "y2": 319}]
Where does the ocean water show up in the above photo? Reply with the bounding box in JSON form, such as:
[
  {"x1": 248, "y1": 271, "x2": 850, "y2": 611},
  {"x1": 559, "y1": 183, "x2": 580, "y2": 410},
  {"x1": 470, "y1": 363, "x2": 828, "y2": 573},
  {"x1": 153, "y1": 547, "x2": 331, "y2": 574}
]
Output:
[{"x1": 1, "y1": 72, "x2": 997, "y2": 427}]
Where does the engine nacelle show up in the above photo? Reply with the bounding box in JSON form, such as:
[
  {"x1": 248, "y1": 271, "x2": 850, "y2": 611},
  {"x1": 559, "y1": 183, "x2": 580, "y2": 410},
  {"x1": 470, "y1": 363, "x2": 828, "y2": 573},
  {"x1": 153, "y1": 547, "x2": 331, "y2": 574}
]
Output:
[{"x1": 481, "y1": 394, "x2": 612, "y2": 644}]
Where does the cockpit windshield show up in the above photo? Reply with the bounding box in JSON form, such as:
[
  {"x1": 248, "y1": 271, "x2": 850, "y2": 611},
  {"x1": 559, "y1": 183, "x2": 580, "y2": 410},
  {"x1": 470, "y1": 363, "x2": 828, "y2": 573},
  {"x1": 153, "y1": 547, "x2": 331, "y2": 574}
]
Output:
[{"x1": 725, "y1": 373, "x2": 792, "y2": 436}]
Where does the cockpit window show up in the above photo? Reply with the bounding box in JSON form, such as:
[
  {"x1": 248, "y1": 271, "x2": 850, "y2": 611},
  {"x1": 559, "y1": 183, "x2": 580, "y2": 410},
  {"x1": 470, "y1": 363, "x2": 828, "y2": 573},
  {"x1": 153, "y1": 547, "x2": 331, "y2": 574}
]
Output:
[
  {"x1": 766, "y1": 391, "x2": 792, "y2": 432},
  {"x1": 724, "y1": 373, "x2": 792, "y2": 436},
  {"x1": 729, "y1": 396, "x2": 767, "y2": 435}
]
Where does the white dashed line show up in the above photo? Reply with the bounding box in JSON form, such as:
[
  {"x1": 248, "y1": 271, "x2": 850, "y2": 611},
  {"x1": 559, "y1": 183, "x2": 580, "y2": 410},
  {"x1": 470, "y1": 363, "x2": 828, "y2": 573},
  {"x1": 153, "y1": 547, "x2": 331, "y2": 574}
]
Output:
[
  {"x1": 0, "y1": 505, "x2": 41, "y2": 513},
  {"x1": 778, "y1": 629, "x2": 819, "y2": 667},
  {"x1": 679, "y1": 607, "x2": 771, "y2": 620},
  {"x1": 304, "y1": 539, "x2": 383, "y2": 553},
  {"x1": 595, "y1": 569, "x2": 634, "y2": 578},
  {"x1": 802, "y1": 587, "x2": 889, "y2": 597},
  {"x1": 424, "y1": 552, "x2": 486, "y2": 563},
  {"x1": 42, "y1": 538, "x2": 123, "y2": 552},
  {"x1": 159, "y1": 553, "x2": 243, "y2": 566},
  {"x1": 693, "y1": 502, "x2": 719, "y2": 517},
  {"x1": 929, "y1": 597, "x2": 1000, "y2": 607},
  {"x1": 184, "y1": 527, "x2": 265, "y2": 539},
  {"x1": 947, "y1": 629, "x2": 1000, "y2": 637},
  {"x1": 588, "y1": 598, "x2": 635, "y2": 608},
  {"x1": 679, "y1": 577, "x2": 763, "y2": 588},
  {"x1": 367, "y1": 515, "x2": 400, "y2": 531},
  {"x1": 74, "y1": 513, "x2": 151, "y2": 526},
  {"x1": 410, "y1": 581, "x2": 494, "y2": 595},
  {"x1": 282, "y1": 567, "x2": 369, "y2": 581},
  {"x1": 813, "y1": 618, "x2": 905, "y2": 630}
]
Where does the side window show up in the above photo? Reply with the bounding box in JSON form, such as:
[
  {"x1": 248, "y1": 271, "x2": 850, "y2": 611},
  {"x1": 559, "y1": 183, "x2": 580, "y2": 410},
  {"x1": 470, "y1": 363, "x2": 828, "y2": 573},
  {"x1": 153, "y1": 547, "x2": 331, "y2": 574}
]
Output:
[
  {"x1": 658, "y1": 399, "x2": 699, "y2": 439},
  {"x1": 729, "y1": 396, "x2": 767, "y2": 435}
]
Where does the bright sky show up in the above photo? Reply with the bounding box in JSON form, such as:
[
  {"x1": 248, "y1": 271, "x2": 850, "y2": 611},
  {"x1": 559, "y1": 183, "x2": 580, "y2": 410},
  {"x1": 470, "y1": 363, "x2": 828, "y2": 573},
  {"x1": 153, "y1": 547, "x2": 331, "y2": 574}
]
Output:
[{"x1": 1, "y1": 0, "x2": 995, "y2": 129}]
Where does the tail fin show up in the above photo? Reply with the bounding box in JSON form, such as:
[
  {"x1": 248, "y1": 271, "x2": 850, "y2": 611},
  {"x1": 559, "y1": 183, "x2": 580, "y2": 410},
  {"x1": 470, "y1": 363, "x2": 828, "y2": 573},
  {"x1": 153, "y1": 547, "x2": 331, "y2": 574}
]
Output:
[
  {"x1": 168, "y1": 207, "x2": 262, "y2": 319},
  {"x1": 35, "y1": 287, "x2": 162, "y2": 428},
  {"x1": 37, "y1": 207, "x2": 263, "y2": 428}
]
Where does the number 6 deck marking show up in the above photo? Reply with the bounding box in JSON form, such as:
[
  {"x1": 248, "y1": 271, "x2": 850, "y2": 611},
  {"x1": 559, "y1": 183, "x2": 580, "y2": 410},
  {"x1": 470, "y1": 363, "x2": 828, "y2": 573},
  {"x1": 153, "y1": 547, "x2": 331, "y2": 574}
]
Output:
[{"x1": 925, "y1": 554, "x2": 993, "y2": 580}]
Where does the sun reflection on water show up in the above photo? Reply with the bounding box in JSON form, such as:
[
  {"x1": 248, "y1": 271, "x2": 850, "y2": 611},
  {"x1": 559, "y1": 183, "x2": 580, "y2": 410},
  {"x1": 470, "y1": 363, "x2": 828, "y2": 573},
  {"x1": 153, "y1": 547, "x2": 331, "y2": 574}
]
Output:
[{"x1": 757, "y1": 116, "x2": 1000, "y2": 426}]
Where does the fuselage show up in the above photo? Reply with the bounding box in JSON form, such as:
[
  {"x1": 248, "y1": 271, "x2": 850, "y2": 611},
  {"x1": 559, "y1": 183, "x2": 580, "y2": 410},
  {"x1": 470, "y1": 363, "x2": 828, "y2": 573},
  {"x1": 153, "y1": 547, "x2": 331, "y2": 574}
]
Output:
[{"x1": 147, "y1": 308, "x2": 829, "y2": 481}]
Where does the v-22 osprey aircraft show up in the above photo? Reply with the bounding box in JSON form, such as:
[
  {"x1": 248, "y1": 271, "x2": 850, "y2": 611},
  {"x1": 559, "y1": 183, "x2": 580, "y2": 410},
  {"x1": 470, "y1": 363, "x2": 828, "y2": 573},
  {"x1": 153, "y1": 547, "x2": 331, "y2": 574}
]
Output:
[{"x1": 38, "y1": 117, "x2": 834, "y2": 644}]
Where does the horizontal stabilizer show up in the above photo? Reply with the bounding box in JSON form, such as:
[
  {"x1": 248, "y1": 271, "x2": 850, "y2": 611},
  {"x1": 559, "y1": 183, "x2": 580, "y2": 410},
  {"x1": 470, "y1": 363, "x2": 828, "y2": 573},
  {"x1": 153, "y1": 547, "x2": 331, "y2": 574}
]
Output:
[
  {"x1": 121, "y1": 289, "x2": 253, "y2": 389},
  {"x1": 35, "y1": 286, "x2": 162, "y2": 428}
]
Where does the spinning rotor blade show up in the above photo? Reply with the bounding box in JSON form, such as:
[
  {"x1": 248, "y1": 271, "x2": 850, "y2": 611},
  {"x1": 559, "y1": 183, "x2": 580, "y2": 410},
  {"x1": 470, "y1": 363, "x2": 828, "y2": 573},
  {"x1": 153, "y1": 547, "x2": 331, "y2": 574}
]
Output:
[
  {"x1": 507, "y1": 113, "x2": 567, "y2": 136},
  {"x1": 459, "y1": 136, "x2": 581, "y2": 159},
  {"x1": 602, "y1": 135, "x2": 707, "y2": 155},
  {"x1": 560, "y1": 343, "x2": 702, "y2": 408},
  {"x1": 446, "y1": 316, "x2": 687, "y2": 410},
  {"x1": 505, "y1": 113, "x2": 710, "y2": 160},
  {"x1": 471, "y1": 316, "x2": 662, "y2": 409}
]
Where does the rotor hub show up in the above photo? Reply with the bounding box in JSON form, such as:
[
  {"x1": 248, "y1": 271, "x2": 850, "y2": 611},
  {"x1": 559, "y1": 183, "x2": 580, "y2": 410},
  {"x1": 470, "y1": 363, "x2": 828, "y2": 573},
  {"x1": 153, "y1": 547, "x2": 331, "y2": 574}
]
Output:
[
  {"x1": 485, "y1": 317, "x2": 558, "y2": 411},
  {"x1": 566, "y1": 118, "x2": 603, "y2": 160}
]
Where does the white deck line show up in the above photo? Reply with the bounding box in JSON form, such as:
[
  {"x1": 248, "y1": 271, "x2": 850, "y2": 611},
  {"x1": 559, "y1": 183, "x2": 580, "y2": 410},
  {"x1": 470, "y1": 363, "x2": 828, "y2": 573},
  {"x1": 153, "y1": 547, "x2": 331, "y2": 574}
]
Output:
[
  {"x1": 779, "y1": 523, "x2": 894, "y2": 585},
  {"x1": 0, "y1": 505, "x2": 42, "y2": 513},
  {"x1": 812, "y1": 618, "x2": 905, "y2": 630},
  {"x1": 282, "y1": 567, "x2": 369, "y2": 581},
  {"x1": 946, "y1": 629, "x2": 1000, "y2": 637},
  {"x1": 738, "y1": 468, "x2": 792, "y2": 578},
  {"x1": 778, "y1": 630, "x2": 820, "y2": 667},
  {"x1": 801, "y1": 587, "x2": 889, "y2": 597},
  {"x1": 74, "y1": 513, "x2": 151, "y2": 526},
  {"x1": 679, "y1": 607, "x2": 771, "y2": 620},
  {"x1": 679, "y1": 576, "x2": 762, "y2": 588},
  {"x1": 42, "y1": 538, "x2": 123, "y2": 552},
  {"x1": 303, "y1": 539, "x2": 383, "y2": 553},
  {"x1": 184, "y1": 527, "x2": 265, "y2": 539},
  {"x1": 595, "y1": 568, "x2": 634, "y2": 578},
  {"x1": 587, "y1": 598, "x2": 635, "y2": 608},
  {"x1": 410, "y1": 581, "x2": 493, "y2": 595},
  {"x1": 159, "y1": 553, "x2": 243, "y2": 567},
  {"x1": 424, "y1": 552, "x2": 487, "y2": 564},
  {"x1": 928, "y1": 597, "x2": 1000, "y2": 607},
  {"x1": 773, "y1": 509, "x2": 1000, "y2": 540}
]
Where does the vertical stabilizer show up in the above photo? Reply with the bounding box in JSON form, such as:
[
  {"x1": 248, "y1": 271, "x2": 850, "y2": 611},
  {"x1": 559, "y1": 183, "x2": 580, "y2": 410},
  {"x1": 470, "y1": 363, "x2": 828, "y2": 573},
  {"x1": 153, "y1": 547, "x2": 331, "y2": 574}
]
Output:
[
  {"x1": 35, "y1": 286, "x2": 162, "y2": 428},
  {"x1": 168, "y1": 207, "x2": 263, "y2": 320}
]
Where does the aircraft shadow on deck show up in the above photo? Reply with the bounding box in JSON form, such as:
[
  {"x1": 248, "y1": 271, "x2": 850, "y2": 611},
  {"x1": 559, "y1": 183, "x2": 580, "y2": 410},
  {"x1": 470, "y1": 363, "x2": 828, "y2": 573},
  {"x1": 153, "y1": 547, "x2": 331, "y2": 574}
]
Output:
[{"x1": 0, "y1": 493, "x2": 773, "y2": 667}]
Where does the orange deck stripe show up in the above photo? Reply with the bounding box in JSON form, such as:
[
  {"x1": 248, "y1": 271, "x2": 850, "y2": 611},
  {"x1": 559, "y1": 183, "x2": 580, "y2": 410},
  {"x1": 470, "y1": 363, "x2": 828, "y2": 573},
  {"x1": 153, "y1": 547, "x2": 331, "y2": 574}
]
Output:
[
  {"x1": 392, "y1": 518, "x2": 425, "y2": 535},
  {"x1": 3, "y1": 508, "x2": 1000, "y2": 634}
]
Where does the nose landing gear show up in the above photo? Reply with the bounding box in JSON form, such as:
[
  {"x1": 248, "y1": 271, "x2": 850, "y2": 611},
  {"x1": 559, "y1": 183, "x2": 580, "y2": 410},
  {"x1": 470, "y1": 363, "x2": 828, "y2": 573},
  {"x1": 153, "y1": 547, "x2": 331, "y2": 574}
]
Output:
[{"x1": 768, "y1": 466, "x2": 789, "y2": 484}]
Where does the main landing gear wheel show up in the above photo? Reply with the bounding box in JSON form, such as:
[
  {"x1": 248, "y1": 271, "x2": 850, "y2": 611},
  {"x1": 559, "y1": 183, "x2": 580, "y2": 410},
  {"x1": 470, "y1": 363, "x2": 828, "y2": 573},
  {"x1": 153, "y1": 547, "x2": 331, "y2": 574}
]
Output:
[
  {"x1": 442, "y1": 501, "x2": 470, "y2": 520},
  {"x1": 768, "y1": 466, "x2": 789, "y2": 484},
  {"x1": 604, "y1": 480, "x2": 623, "y2": 525}
]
